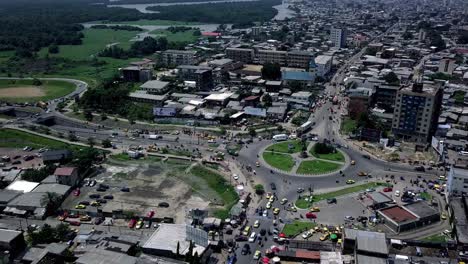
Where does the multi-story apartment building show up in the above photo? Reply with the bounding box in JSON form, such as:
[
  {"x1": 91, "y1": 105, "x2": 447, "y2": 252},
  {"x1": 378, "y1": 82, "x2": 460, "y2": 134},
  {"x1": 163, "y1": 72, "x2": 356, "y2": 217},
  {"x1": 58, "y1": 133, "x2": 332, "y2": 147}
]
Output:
[
  {"x1": 177, "y1": 65, "x2": 214, "y2": 91},
  {"x1": 391, "y1": 83, "x2": 442, "y2": 143},
  {"x1": 314, "y1": 55, "x2": 332, "y2": 77},
  {"x1": 330, "y1": 27, "x2": 347, "y2": 49},
  {"x1": 438, "y1": 56, "x2": 456, "y2": 75},
  {"x1": 286, "y1": 50, "x2": 314, "y2": 68},
  {"x1": 256, "y1": 50, "x2": 288, "y2": 65},
  {"x1": 161, "y1": 50, "x2": 197, "y2": 66},
  {"x1": 447, "y1": 165, "x2": 468, "y2": 196},
  {"x1": 225, "y1": 48, "x2": 255, "y2": 63}
]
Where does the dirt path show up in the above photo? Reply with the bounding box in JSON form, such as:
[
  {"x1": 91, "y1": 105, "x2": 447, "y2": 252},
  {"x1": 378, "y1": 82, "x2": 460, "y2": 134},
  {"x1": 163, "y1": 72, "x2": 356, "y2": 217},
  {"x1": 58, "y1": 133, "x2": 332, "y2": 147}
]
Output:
[{"x1": 0, "y1": 86, "x2": 45, "y2": 97}]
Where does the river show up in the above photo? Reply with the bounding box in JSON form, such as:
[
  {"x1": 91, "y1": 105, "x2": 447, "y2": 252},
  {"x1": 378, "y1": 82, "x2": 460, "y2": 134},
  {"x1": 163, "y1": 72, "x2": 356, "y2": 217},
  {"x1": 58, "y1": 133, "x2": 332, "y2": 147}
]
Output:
[
  {"x1": 272, "y1": 1, "x2": 295, "y2": 20},
  {"x1": 107, "y1": 0, "x2": 258, "y2": 13}
]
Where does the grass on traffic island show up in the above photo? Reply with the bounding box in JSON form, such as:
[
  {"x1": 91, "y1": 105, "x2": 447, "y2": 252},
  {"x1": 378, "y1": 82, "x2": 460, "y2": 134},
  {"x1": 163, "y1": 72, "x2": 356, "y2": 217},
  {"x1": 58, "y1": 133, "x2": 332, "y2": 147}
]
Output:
[
  {"x1": 309, "y1": 148, "x2": 345, "y2": 162},
  {"x1": 265, "y1": 140, "x2": 305, "y2": 154},
  {"x1": 295, "y1": 182, "x2": 390, "y2": 208},
  {"x1": 296, "y1": 160, "x2": 341, "y2": 174},
  {"x1": 262, "y1": 152, "x2": 295, "y2": 172},
  {"x1": 422, "y1": 233, "x2": 448, "y2": 243},
  {"x1": 282, "y1": 220, "x2": 317, "y2": 237}
]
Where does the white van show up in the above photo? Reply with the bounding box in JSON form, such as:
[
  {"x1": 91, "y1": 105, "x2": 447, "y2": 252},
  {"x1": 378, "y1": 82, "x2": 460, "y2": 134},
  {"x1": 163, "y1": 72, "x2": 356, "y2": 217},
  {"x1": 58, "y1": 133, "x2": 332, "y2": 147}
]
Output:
[
  {"x1": 248, "y1": 232, "x2": 257, "y2": 242},
  {"x1": 273, "y1": 134, "x2": 288, "y2": 141}
]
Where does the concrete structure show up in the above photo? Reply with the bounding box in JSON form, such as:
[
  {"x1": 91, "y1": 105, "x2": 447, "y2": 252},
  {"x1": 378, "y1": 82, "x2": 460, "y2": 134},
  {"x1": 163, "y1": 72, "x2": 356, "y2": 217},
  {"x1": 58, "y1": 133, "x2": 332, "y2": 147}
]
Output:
[
  {"x1": 282, "y1": 71, "x2": 315, "y2": 89},
  {"x1": 373, "y1": 85, "x2": 400, "y2": 113},
  {"x1": 6, "y1": 180, "x2": 40, "y2": 193},
  {"x1": 0, "y1": 229, "x2": 26, "y2": 259},
  {"x1": 256, "y1": 49, "x2": 287, "y2": 65},
  {"x1": 129, "y1": 92, "x2": 167, "y2": 106},
  {"x1": 287, "y1": 50, "x2": 314, "y2": 68},
  {"x1": 204, "y1": 92, "x2": 233, "y2": 107},
  {"x1": 285, "y1": 91, "x2": 313, "y2": 109},
  {"x1": 447, "y1": 165, "x2": 468, "y2": 195},
  {"x1": 42, "y1": 149, "x2": 72, "y2": 163},
  {"x1": 449, "y1": 197, "x2": 468, "y2": 246},
  {"x1": 348, "y1": 88, "x2": 372, "y2": 119},
  {"x1": 438, "y1": 57, "x2": 456, "y2": 75},
  {"x1": 140, "y1": 80, "x2": 170, "y2": 95},
  {"x1": 377, "y1": 202, "x2": 440, "y2": 233},
  {"x1": 225, "y1": 48, "x2": 255, "y2": 63},
  {"x1": 177, "y1": 65, "x2": 213, "y2": 90},
  {"x1": 121, "y1": 66, "x2": 152, "y2": 82},
  {"x1": 392, "y1": 83, "x2": 443, "y2": 143},
  {"x1": 330, "y1": 27, "x2": 347, "y2": 49},
  {"x1": 161, "y1": 50, "x2": 197, "y2": 66},
  {"x1": 315, "y1": 55, "x2": 333, "y2": 77},
  {"x1": 54, "y1": 167, "x2": 79, "y2": 186}
]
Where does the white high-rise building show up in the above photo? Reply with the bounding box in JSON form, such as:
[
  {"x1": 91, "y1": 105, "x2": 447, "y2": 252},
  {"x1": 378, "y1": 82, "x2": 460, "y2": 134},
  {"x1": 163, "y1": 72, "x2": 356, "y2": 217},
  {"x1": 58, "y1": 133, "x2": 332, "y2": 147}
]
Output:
[{"x1": 330, "y1": 27, "x2": 347, "y2": 49}]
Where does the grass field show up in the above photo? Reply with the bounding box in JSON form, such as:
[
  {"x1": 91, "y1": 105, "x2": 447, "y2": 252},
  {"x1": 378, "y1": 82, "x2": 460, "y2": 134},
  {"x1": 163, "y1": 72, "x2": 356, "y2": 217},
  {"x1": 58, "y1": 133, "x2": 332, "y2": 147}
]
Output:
[
  {"x1": 295, "y1": 195, "x2": 313, "y2": 209},
  {"x1": 0, "y1": 79, "x2": 75, "y2": 103},
  {"x1": 282, "y1": 221, "x2": 316, "y2": 237},
  {"x1": 310, "y1": 148, "x2": 345, "y2": 162},
  {"x1": 190, "y1": 165, "x2": 238, "y2": 219},
  {"x1": 150, "y1": 29, "x2": 199, "y2": 43},
  {"x1": 106, "y1": 19, "x2": 201, "y2": 26},
  {"x1": 263, "y1": 152, "x2": 295, "y2": 171},
  {"x1": 266, "y1": 140, "x2": 305, "y2": 153},
  {"x1": 341, "y1": 117, "x2": 357, "y2": 134},
  {"x1": 0, "y1": 128, "x2": 79, "y2": 150},
  {"x1": 296, "y1": 160, "x2": 341, "y2": 174},
  {"x1": 38, "y1": 28, "x2": 139, "y2": 60},
  {"x1": 422, "y1": 233, "x2": 448, "y2": 243},
  {"x1": 309, "y1": 182, "x2": 389, "y2": 203}
]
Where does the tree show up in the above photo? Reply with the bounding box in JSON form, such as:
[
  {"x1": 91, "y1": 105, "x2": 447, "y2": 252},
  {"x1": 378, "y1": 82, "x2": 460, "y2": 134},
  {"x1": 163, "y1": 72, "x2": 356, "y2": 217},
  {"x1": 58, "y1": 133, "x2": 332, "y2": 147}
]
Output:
[
  {"x1": 32, "y1": 78, "x2": 42, "y2": 86},
  {"x1": 68, "y1": 132, "x2": 77, "y2": 142},
  {"x1": 55, "y1": 223, "x2": 70, "y2": 242},
  {"x1": 383, "y1": 72, "x2": 399, "y2": 85},
  {"x1": 288, "y1": 80, "x2": 302, "y2": 93},
  {"x1": 87, "y1": 137, "x2": 95, "y2": 147},
  {"x1": 313, "y1": 143, "x2": 335, "y2": 154},
  {"x1": 100, "y1": 113, "x2": 107, "y2": 121},
  {"x1": 458, "y1": 30, "x2": 468, "y2": 44},
  {"x1": 48, "y1": 44, "x2": 59, "y2": 54},
  {"x1": 219, "y1": 127, "x2": 226, "y2": 135},
  {"x1": 40, "y1": 192, "x2": 62, "y2": 213},
  {"x1": 254, "y1": 184, "x2": 265, "y2": 195},
  {"x1": 102, "y1": 139, "x2": 112, "y2": 148},
  {"x1": 22, "y1": 165, "x2": 56, "y2": 182},
  {"x1": 248, "y1": 128, "x2": 257, "y2": 137},
  {"x1": 402, "y1": 31, "x2": 413, "y2": 40},
  {"x1": 261, "y1": 63, "x2": 281, "y2": 80},
  {"x1": 262, "y1": 93, "x2": 272, "y2": 107},
  {"x1": 84, "y1": 110, "x2": 93, "y2": 121},
  {"x1": 72, "y1": 147, "x2": 100, "y2": 172}
]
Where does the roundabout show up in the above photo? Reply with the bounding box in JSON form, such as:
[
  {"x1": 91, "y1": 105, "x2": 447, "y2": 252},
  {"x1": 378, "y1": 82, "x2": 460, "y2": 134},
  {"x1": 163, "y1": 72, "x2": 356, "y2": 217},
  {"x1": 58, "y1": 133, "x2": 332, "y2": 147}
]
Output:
[{"x1": 260, "y1": 140, "x2": 349, "y2": 176}]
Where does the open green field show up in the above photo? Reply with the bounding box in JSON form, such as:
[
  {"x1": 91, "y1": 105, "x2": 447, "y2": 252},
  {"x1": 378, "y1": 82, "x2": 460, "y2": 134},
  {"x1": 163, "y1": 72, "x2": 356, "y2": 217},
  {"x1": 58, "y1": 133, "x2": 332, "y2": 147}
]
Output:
[
  {"x1": 150, "y1": 29, "x2": 199, "y2": 43},
  {"x1": 310, "y1": 148, "x2": 345, "y2": 162},
  {"x1": 422, "y1": 233, "x2": 448, "y2": 243},
  {"x1": 0, "y1": 79, "x2": 75, "y2": 103},
  {"x1": 106, "y1": 19, "x2": 201, "y2": 26},
  {"x1": 341, "y1": 117, "x2": 357, "y2": 134},
  {"x1": 295, "y1": 195, "x2": 313, "y2": 209},
  {"x1": 282, "y1": 220, "x2": 316, "y2": 237},
  {"x1": 297, "y1": 160, "x2": 341, "y2": 174},
  {"x1": 297, "y1": 182, "x2": 390, "y2": 204},
  {"x1": 38, "y1": 28, "x2": 139, "y2": 60},
  {"x1": 263, "y1": 152, "x2": 295, "y2": 171},
  {"x1": 0, "y1": 128, "x2": 80, "y2": 150},
  {"x1": 266, "y1": 140, "x2": 305, "y2": 153}
]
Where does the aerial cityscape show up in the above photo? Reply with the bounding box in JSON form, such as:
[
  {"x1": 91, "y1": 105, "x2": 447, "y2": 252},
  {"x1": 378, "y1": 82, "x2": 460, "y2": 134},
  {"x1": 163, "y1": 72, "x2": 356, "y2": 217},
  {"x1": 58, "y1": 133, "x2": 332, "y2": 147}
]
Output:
[{"x1": 0, "y1": 0, "x2": 468, "y2": 263}]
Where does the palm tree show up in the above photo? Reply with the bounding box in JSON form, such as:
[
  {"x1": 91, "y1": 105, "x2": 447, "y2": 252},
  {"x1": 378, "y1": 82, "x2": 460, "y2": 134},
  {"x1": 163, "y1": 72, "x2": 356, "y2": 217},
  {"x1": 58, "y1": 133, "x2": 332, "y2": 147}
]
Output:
[{"x1": 41, "y1": 192, "x2": 61, "y2": 213}]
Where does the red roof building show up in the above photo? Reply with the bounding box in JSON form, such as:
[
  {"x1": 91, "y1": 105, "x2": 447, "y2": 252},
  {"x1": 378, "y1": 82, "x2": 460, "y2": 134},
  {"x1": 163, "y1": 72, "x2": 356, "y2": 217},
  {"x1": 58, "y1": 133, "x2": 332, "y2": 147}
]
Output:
[{"x1": 54, "y1": 167, "x2": 79, "y2": 186}]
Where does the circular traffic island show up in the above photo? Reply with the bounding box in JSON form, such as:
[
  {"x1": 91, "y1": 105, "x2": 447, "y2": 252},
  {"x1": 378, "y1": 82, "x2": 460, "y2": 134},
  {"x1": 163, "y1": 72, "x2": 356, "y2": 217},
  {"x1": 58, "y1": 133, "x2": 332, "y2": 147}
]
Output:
[{"x1": 261, "y1": 140, "x2": 348, "y2": 176}]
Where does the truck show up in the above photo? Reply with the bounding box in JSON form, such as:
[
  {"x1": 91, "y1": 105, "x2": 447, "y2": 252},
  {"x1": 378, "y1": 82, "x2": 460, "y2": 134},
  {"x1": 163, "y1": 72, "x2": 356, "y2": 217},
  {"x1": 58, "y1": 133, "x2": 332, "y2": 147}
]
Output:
[
  {"x1": 272, "y1": 134, "x2": 288, "y2": 141},
  {"x1": 148, "y1": 134, "x2": 162, "y2": 140}
]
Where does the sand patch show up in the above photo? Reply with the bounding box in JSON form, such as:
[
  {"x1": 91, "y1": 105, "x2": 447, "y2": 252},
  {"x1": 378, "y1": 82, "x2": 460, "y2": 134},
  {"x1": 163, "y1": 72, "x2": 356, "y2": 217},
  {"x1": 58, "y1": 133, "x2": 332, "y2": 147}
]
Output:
[{"x1": 0, "y1": 86, "x2": 45, "y2": 98}]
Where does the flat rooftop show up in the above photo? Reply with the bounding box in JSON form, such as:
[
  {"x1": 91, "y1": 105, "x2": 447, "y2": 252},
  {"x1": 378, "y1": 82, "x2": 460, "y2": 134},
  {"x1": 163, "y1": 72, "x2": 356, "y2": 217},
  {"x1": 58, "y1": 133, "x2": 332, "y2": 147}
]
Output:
[
  {"x1": 143, "y1": 224, "x2": 205, "y2": 256},
  {"x1": 6, "y1": 180, "x2": 40, "y2": 193},
  {"x1": 403, "y1": 201, "x2": 439, "y2": 218},
  {"x1": 379, "y1": 206, "x2": 417, "y2": 223}
]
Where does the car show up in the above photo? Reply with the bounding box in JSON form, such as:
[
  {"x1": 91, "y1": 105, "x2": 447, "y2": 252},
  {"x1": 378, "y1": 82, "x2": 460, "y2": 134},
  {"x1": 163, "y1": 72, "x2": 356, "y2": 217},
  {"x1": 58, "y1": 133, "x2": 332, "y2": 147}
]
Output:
[
  {"x1": 327, "y1": 198, "x2": 337, "y2": 204},
  {"x1": 270, "y1": 183, "x2": 276, "y2": 190},
  {"x1": 158, "y1": 202, "x2": 170, "y2": 208},
  {"x1": 21, "y1": 155, "x2": 32, "y2": 161},
  {"x1": 121, "y1": 187, "x2": 130, "y2": 192},
  {"x1": 103, "y1": 195, "x2": 114, "y2": 200},
  {"x1": 242, "y1": 226, "x2": 251, "y2": 236},
  {"x1": 79, "y1": 201, "x2": 90, "y2": 206},
  {"x1": 135, "y1": 219, "x2": 143, "y2": 229},
  {"x1": 262, "y1": 210, "x2": 268, "y2": 217},
  {"x1": 265, "y1": 192, "x2": 272, "y2": 199},
  {"x1": 310, "y1": 206, "x2": 320, "y2": 212},
  {"x1": 99, "y1": 184, "x2": 109, "y2": 189},
  {"x1": 266, "y1": 202, "x2": 272, "y2": 209},
  {"x1": 89, "y1": 194, "x2": 100, "y2": 199},
  {"x1": 89, "y1": 180, "x2": 96, "y2": 187},
  {"x1": 365, "y1": 188, "x2": 375, "y2": 192},
  {"x1": 362, "y1": 154, "x2": 371, "y2": 159},
  {"x1": 97, "y1": 199, "x2": 107, "y2": 204},
  {"x1": 73, "y1": 188, "x2": 80, "y2": 196},
  {"x1": 68, "y1": 220, "x2": 81, "y2": 226},
  {"x1": 302, "y1": 231, "x2": 312, "y2": 239},
  {"x1": 358, "y1": 171, "x2": 367, "y2": 176},
  {"x1": 344, "y1": 216, "x2": 355, "y2": 221},
  {"x1": 394, "y1": 190, "x2": 401, "y2": 197},
  {"x1": 273, "y1": 208, "x2": 280, "y2": 215},
  {"x1": 346, "y1": 179, "x2": 355, "y2": 184},
  {"x1": 253, "y1": 250, "x2": 261, "y2": 260},
  {"x1": 290, "y1": 206, "x2": 297, "y2": 212},
  {"x1": 232, "y1": 174, "x2": 239, "y2": 180},
  {"x1": 415, "y1": 166, "x2": 425, "y2": 172},
  {"x1": 260, "y1": 229, "x2": 266, "y2": 236},
  {"x1": 256, "y1": 161, "x2": 260, "y2": 167},
  {"x1": 75, "y1": 204, "x2": 86, "y2": 209},
  {"x1": 58, "y1": 215, "x2": 67, "y2": 221},
  {"x1": 320, "y1": 233, "x2": 330, "y2": 241},
  {"x1": 297, "y1": 187, "x2": 304, "y2": 193},
  {"x1": 91, "y1": 201, "x2": 101, "y2": 207},
  {"x1": 128, "y1": 219, "x2": 137, "y2": 228},
  {"x1": 280, "y1": 198, "x2": 288, "y2": 204},
  {"x1": 254, "y1": 220, "x2": 260, "y2": 228},
  {"x1": 383, "y1": 187, "x2": 393, "y2": 192},
  {"x1": 248, "y1": 232, "x2": 257, "y2": 242},
  {"x1": 441, "y1": 212, "x2": 447, "y2": 220},
  {"x1": 351, "y1": 160, "x2": 356, "y2": 165},
  {"x1": 269, "y1": 196, "x2": 275, "y2": 203},
  {"x1": 357, "y1": 216, "x2": 368, "y2": 222},
  {"x1": 241, "y1": 244, "x2": 250, "y2": 255},
  {"x1": 80, "y1": 215, "x2": 91, "y2": 221},
  {"x1": 94, "y1": 217, "x2": 104, "y2": 225},
  {"x1": 11, "y1": 160, "x2": 21, "y2": 165}
]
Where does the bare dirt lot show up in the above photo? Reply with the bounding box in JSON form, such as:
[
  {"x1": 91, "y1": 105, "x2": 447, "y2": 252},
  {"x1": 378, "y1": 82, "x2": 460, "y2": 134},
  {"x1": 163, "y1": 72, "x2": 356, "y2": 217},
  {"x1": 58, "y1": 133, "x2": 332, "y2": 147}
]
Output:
[
  {"x1": 0, "y1": 87, "x2": 45, "y2": 98},
  {"x1": 63, "y1": 158, "x2": 210, "y2": 224}
]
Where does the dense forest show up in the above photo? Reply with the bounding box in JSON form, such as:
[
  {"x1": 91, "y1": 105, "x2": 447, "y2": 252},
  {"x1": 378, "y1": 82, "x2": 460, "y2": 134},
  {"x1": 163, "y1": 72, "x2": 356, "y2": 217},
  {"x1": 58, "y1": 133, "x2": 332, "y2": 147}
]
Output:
[{"x1": 147, "y1": 0, "x2": 281, "y2": 24}]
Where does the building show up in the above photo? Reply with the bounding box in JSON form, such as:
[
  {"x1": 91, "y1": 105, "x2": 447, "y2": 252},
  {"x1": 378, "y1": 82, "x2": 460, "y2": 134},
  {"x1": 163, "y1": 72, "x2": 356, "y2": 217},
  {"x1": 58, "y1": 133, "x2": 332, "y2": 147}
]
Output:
[
  {"x1": 161, "y1": 50, "x2": 197, "y2": 66},
  {"x1": 204, "y1": 92, "x2": 233, "y2": 107},
  {"x1": 0, "y1": 229, "x2": 26, "y2": 259},
  {"x1": 447, "y1": 165, "x2": 468, "y2": 195},
  {"x1": 377, "y1": 202, "x2": 440, "y2": 233},
  {"x1": 438, "y1": 57, "x2": 456, "y2": 75},
  {"x1": 267, "y1": 106, "x2": 287, "y2": 121},
  {"x1": 256, "y1": 49, "x2": 287, "y2": 65},
  {"x1": 391, "y1": 83, "x2": 443, "y2": 143},
  {"x1": 286, "y1": 50, "x2": 314, "y2": 68},
  {"x1": 140, "y1": 80, "x2": 170, "y2": 95},
  {"x1": 251, "y1": 26, "x2": 263, "y2": 36},
  {"x1": 42, "y1": 149, "x2": 72, "y2": 164},
  {"x1": 373, "y1": 84, "x2": 400, "y2": 113},
  {"x1": 330, "y1": 27, "x2": 347, "y2": 49},
  {"x1": 76, "y1": 249, "x2": 137, "y2": 264},
  {"x1": 282, "y1": 71, "x2": 315, "y2": 89},
  {"x1": 54, "y1": 167, "x2": 79, "y2": 186},
  {"x1": 343, "y1": 229, "x2": 388, "y2": 259},
  {"x1": 285, "y1": 91, "x2": 313, "y2": 109},
  {"x1": 225, "y1": 48, "x2": 255, "y2": 63},
  {"x1": 177, "y1": 65, "x2": 213, "y2": 91},
  {"x1": 121, "y1": 66, "x2": 152, "y2": 82},
  {"x1": 314, "y1": 55, "x2": 333, "y2": 77},
  {"x1": 348, "y1": 88, "x2": 372, "y2": 119},
  {"x1": 449, "y1": 197, "x2": 468, "y2": 246}
]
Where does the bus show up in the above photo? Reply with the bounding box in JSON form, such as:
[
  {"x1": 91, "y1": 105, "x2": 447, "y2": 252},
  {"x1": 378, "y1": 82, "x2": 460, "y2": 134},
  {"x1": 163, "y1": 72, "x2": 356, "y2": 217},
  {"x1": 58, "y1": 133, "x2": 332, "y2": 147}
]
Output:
[{"x1": 297, "y1": 121, "x2": 313, "y2": 134}]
